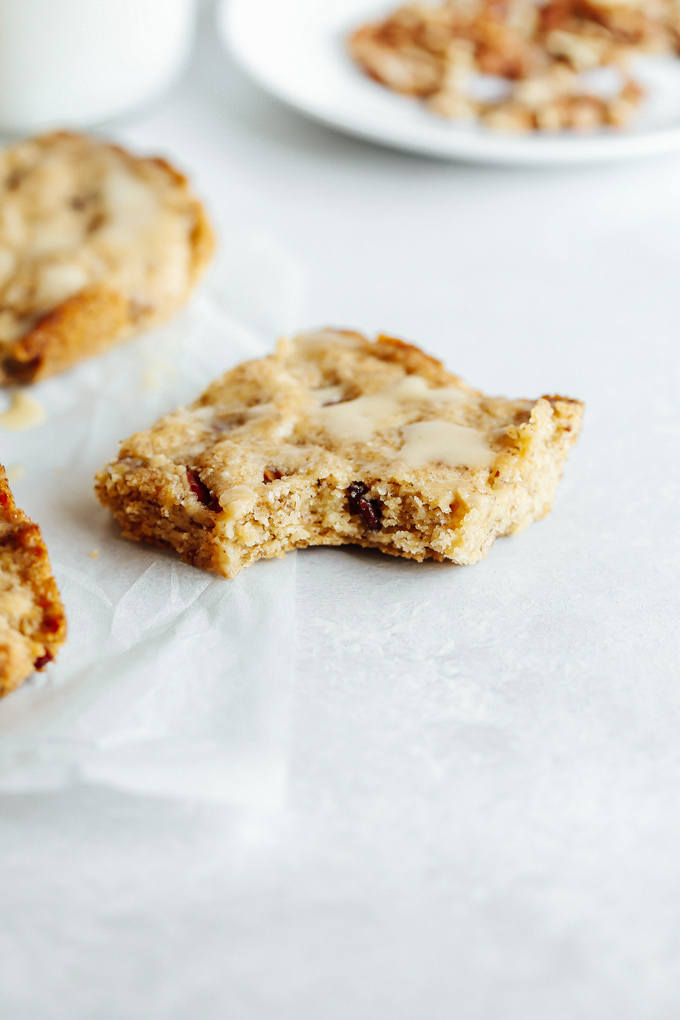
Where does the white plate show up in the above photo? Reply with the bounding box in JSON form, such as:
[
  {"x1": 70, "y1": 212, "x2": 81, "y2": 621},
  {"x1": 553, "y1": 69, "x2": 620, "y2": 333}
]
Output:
[{"x1": 219, "y1": 0, "x2": 680, "y2": 165}]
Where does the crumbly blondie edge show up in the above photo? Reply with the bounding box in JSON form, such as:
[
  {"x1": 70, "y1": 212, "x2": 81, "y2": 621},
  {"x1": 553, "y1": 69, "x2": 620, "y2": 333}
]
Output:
[{"x1": 0, "y1": 466, "x2": 67, "y2": 695}]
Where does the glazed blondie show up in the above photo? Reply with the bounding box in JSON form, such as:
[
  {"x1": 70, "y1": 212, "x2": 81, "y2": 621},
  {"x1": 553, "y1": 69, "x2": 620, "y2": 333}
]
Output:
[
  {"x1": 95, "y1": 329, "x2": 583, "y2": 578},
  {"x1": 0, "y1": 131, "x2": 214, "y2": 384}
]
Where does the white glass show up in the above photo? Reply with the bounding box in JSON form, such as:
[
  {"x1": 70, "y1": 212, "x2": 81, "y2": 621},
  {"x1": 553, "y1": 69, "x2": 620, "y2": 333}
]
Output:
[{"x1": 0, "y1": 0, "x2": 196, "y2": 133}]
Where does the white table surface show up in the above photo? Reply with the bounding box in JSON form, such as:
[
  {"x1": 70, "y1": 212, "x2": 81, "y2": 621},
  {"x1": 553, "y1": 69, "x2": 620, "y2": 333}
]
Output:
[{"x1": 2, "y1": 2, "x2": 680, "y2": 1018}]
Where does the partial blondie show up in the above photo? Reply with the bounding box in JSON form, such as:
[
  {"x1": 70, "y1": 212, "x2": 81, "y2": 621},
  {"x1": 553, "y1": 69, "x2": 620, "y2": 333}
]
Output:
[
  {"x1": 95, "y1": 330, "x2": 583, "y2": 578},
  {"x1": 0, "y1": 466, "x2": 66, "y2": 695},
  {"x1": 0, "y1": 131, "x2": 215, "y2": 384}
]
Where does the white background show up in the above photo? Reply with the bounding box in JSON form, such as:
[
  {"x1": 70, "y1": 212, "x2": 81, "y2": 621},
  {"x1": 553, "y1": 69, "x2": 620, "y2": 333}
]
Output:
[{"x1": 1, "y1": 1, "x2": 679, "y2": 1017}]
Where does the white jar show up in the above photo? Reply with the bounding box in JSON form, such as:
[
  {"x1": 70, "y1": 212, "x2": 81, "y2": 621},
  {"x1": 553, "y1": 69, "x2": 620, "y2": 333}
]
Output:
[{"x1": 0, "y1": 0, "x2": 196, "y2": 133}]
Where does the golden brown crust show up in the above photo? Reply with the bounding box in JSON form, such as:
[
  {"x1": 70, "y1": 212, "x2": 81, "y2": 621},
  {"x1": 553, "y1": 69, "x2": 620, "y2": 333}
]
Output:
[
  {"x1": 374, "y1": 333, "x2": 453, "y2": 379},
  {"x1": 189, "y1": 200, "x2": 217, "y2": 286},
  {"x1": 0, "y1": 131, "x2": 216, "y2": 385},
  {"x1": 2, "y1": 287, "x2": 130, "y2": 383},
  {"x1": 0, "y1": 466, "x2": 66, "y2": 696},
  {"x1": 95, "y1": 328, "x2": 584, "y2": 579}
]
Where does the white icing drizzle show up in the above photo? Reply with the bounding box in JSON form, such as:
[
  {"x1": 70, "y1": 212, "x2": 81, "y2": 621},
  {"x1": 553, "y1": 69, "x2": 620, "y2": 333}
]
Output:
[
  {"x1": 35, "y1": 261, "x2": 89, "y2": 309},
  {"x1": 142, "y1": 355, "x2": 178, "y2": 392},
  {"x1": 6, "y1": 462, "x2": 26, "y2": 482},
  {"x1": 100, "y1": 168, "x2": 160, "y2": 241},
  {"x1": 399, "y1": 420, "x2": 495, "y2": 470},
  {"x1": 220, "y1": 485, "x2": 256, "y2": 521},
  {"x1": 313, "y1": 375, "x2": 468, "y2": 442},
  {"x1": 0, "y1": 392, "x2": 46, "y2": 431},
  {"x1": 314, "y1": 385, "x2": 345, "y2": 406}
]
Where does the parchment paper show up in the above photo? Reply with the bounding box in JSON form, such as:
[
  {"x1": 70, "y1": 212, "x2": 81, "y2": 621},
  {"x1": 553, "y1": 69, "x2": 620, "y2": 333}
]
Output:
[{"x1": 0, "y1": 230, "x2": 304, "y2": 806}]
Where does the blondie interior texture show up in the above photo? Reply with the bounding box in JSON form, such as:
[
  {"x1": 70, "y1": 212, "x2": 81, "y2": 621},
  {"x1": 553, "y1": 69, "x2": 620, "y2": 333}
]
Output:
[
  {"x1": 0, "y1": 466, "x2": 66, "y2": 695},
  {"x1": 95, "y1": 329, "x2": 583, "y2": 578},
  {"x1": 0, "y1": 131, "x2": 214, "y2": 384}
]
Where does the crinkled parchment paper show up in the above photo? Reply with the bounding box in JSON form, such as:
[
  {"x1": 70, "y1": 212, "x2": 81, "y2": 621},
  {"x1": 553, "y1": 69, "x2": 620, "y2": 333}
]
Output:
[{"x1": 0, "y1": 230, "x2": 304, "y2": 806}]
